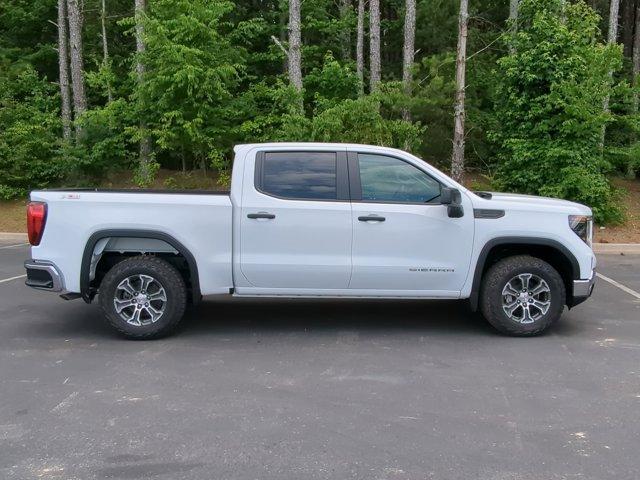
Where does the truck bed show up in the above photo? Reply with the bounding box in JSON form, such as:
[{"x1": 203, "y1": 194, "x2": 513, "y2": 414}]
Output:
[
  {"x1": 36, "y1": 188, "x2": 231, "y2": 195},
  {"x1": 29, "y1": 190, "x2": 234, "y2": 295}
]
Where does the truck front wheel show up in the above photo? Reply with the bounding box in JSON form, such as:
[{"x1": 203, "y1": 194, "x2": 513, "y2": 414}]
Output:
[
  {"x1": 98, "y1": 256, "x2": 187, "y2": 339},
  {"x1": 480, "y1": 255, "x2": 566, "y2": 336}
]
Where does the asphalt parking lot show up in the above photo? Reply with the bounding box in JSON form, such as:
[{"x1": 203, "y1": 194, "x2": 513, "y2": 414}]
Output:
[{"x1": 1, "y1": 239, "x2": 639, "y2": 480}]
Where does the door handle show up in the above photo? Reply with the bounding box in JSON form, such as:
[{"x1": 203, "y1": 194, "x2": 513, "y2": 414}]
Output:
[
  {"x1": 358, "y1": 215, "x2": 385, "y2": 222},
  {"x1": 247, "y1": 212, "x2": 276, "y2": 220}
]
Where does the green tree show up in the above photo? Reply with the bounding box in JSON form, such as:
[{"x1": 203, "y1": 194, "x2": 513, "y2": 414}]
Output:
[
  {"x1": 135, "y1": 0, "x2": 245, "y2": 172},
  {"x1": 0, "y1": 65, "x2": 66, "y2": 198},
  {"x1": 490, "y1": 0, "x2": 624, "y2": 223},
  {"x1": 311, "y1": 87, "x2": 424, "y2": 152}
]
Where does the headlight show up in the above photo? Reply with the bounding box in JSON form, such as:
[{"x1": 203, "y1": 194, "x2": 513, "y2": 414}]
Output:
[{"x1": 568, "y1": 215, "x2": 593, "y2": 246}]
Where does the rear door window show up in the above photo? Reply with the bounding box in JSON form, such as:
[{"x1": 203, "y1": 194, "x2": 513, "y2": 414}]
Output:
[{"x1": 259, "y1": 152, "x2": 338, "y2": 200}]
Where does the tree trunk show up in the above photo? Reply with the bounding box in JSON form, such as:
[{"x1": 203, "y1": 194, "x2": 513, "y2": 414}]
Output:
[
  {"x1": 66, "y1": 0, "x2": 87, "y2": 136},
  {"x1": 508, "y1": 0, "x2": 519, "y2": 52},
  {"x1": 401, "y1": 0, "x2": 416, "y2": 121},
  {"x1": 451, "y1": 0, "x2": 469, "y2": 184},
  {"x1": 601, "y1": 0, "x2": 621, "y2": 147},
  {"x1": 279, "y1": 5, "x2": 288, "y2": 75},
  {"x1": 339, "y1": 0, "x2": 351, "y2": 62},
  {"x1": 57, "y1": 0, "x2": 72, "y2": 140},
  {"x1": 135, "y1": 0, "x2": 153, "y2": 183},
  {"x1": 288, "y1": 0, "x2": 303, "y2": 109},
  {"x1": 135, "y1": 0, "x2": 147, "y2": 88},
  {"x1": 101, "y1": 0, "x2": 113, "y2": 102},
  {"x1": 634, "y1": 3, "x2": 640, "y2": 113},
  {"x1": 509, "y1": 0, "x2": 519, "y2": 23},
  {"x1": 356, "y1": 0, "x2": 365, "y2": 94},
  {"x1": 369, "y1": 0, "x2": 381, "y2": 91},
  {"x1": 622, "y1": 0, "x2": 635, "y2": 57},
  {"x1": 608, "y1": 0, "x2": 622, "y2": 48},
  {"x1": 630, "y1": 2, "x2": 640, "y2": 178}
]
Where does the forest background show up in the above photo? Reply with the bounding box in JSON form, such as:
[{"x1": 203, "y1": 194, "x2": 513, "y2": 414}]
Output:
[{"x1": 1, "y1": 0, "x2": 639, "y2": 230}]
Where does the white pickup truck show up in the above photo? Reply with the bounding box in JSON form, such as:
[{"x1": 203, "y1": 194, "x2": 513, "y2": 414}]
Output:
[{"x1": 25, "y1": 143, "x2": 596, "y2": 339}]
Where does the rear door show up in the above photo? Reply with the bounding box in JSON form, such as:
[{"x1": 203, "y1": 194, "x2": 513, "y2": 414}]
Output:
[
  {"x1": 239, "y1": 148, "x2": 352, "y2": 290},
  {"x1": 348, "y1": 150, "x2": 474, "y2": 295}
]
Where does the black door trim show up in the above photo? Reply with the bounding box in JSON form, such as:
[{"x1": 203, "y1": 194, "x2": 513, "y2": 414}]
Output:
[{"x1": 473, "y1": 209, "x2": 505, "y2": 219}]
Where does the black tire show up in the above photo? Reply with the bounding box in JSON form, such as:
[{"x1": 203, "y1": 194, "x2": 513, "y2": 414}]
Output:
[
  {"x1": 480, "y1": 255, "x2": 566, "y2": 336},
  {"x1": 98, "y1": 256, "x2": 187, "y2": 339}
]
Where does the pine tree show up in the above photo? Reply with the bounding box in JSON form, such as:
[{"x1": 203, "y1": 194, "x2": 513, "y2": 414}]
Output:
[
  {"x1": 451, "y1": 0, "x2": 469, "y2": 183},
  {"x1": 356, "y1": 0, "x2": 365, "y2": 94},
  {"x1": 57, "y1": 0, "x2": 72, "y2": 140},
  {"x1": 601, "y1": 0, "x2": 621, "y2": 146},
  {"x1": 288, "y1": 0, "x2": 303, "y2": 94},
  {"x1": 401, "y1": 0, "x2": 416, "y2": 120},
  {"x1": 101, "y1": 0, "x2": 113, "y2": 103},
  {"x1": 66, "y1": 0, "x2": 87, "y2": 137},
  {"x1": 135, "y1": 0, "x2": 153, "y2": 184},
  {"x1": 369, "y1": 0, "x2": 381, "y2": 90},
  {"x1": 339, "y1": 0, "x2": 351, "y2": 62}
]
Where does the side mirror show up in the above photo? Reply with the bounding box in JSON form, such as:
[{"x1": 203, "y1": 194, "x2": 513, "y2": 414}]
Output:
[
  {"x1": 440, "y1": 187, "x2": 452, "y2": 205},
  {"x1": 441, "y1": 187, "x2": 464, "y2": 218}
]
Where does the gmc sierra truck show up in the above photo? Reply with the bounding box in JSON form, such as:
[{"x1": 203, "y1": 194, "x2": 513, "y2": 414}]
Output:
[{"x1": 24, "y1": 143, "x2": 596, "y2": 339}]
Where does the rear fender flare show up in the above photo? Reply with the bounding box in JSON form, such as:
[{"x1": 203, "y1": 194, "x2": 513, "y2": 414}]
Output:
[{"x1": 80, "y1": 229, "x2": 201, "y2": 304}]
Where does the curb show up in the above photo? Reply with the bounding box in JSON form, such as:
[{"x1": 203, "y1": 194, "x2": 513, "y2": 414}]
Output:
[
  {"x1": 0, "y1": 232, "x2": 27, "y2": 242},
  {"x1": 593, "y1": 243, "x2": 640, "y2": 255}
]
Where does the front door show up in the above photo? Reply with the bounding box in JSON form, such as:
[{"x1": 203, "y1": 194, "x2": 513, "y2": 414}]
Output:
[
  {"x1": 239, "y1": 149, "x2": 352, "y2": 290},
  {"x1": 348, "y1": 151, "x2": 474, "y2": 295}
]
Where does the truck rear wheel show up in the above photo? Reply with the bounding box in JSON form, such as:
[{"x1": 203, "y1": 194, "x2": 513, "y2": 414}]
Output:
[
  {"x1": 98, "y1": 256, "x2": 187, "y2": 339},
  {"x1": 480, "y1": 255, "x2": 565, "y2": 336}
]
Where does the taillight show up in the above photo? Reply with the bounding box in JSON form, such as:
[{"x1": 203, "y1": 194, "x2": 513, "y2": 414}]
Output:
[{"x1": 27, "y1": 201, "x2": 47, "y2": 246}]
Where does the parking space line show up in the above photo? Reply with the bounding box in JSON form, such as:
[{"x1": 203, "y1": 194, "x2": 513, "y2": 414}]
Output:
[
  {"x1": 0, "y1": 274, "x2": 26, "y2": 284},
  {"x1": 596, "y1": 273, "x2": 640, "y2": 300},
  {"x1": 0, "y1": 243, "x2": 29, "y2": 250}
]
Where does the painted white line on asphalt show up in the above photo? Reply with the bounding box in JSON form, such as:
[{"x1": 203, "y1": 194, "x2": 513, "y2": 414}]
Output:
[
  {"x1": 596, "y1": 273, "x2": 640, "y2": 300},
  {"x1": 0, "y1": 243, "x2": 29, "y2": 250},
  {"x1": 0, "y1": 274, "x2": 26, "y2": 284}
]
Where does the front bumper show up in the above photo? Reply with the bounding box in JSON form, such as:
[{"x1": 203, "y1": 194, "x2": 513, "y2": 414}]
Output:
[
  {"x1": 571, "y1": 271, "x2": 595, "y2": 307},
  {"x1": 24, "y1": 260, "x2": 65, "y2": 292}
]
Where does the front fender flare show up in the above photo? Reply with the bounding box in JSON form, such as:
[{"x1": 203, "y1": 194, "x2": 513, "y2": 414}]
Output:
[{"x1": 469, "y1": 236, "x2": 580, "y2": 311}]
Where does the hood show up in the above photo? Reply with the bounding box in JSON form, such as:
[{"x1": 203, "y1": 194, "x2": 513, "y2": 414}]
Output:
[{"x1": 479, "y1": 192, "x2": 592, "y2": 215}]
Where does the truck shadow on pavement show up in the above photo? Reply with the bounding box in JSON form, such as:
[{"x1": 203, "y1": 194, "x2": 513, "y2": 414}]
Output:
[
  {"x1": 29, "y1": 296, "x2": 584, "y2": 340},
  {"x1": 177, "y1": 297, "x2": 580, "y2": 339},
  {"x1": 184, "y1": 298, "x2": 491, "y2": 336}
]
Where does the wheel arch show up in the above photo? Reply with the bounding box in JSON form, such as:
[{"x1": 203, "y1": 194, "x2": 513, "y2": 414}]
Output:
[
  {"x1": 469, "y1": 237, "x2": 580, "y2": 311},
  {"x1": 80, "y1": 229, "x2": 201, "y2": 304}
]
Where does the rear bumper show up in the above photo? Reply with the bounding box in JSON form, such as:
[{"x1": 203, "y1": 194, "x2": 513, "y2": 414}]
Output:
[
  {"x1": 571, "y1": 271, "x2": 595, "y2": 307},
  {"x1": 24, "y1": 260, "x2": 65, "y2": 292}
]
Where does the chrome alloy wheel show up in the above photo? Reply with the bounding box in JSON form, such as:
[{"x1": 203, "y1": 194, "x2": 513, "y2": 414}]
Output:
[
  {"x1": 501, "y1": 273, "x2": 551, "y2": 324},
  {"x1": 113, "y1": 274, "x2": 167, "y2": 326}
]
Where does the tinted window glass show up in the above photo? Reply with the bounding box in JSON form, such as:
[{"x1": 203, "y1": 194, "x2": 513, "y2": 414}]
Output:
[
  {"x1": 358, "y1": 154, "x2": 441, "y2": 203},
  {"x1": 261, "y1": 152, "x2": 337, "y2": 200}
]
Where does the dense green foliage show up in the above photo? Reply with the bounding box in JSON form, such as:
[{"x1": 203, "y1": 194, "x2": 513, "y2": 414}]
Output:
[
  {"x1": 138, "y1": 0, "x2": 244, "y2": 169},
  {"x1": 0, "y1": 65, "x2": 66, "y2": 198},
  {"x1": 0, "y1": 0, "x2": 638, "y2": 223},
  {"x1": 490, "y1": 0, "x2": 626, "y2": 222}
]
